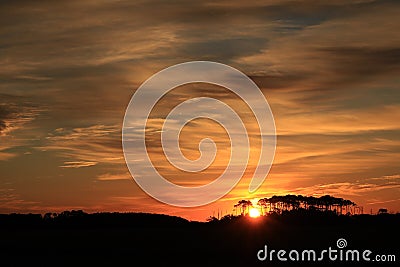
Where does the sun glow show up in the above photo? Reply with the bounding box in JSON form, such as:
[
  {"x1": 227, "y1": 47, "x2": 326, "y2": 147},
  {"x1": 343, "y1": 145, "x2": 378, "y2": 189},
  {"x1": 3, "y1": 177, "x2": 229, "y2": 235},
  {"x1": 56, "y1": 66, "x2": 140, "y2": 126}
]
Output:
[{"x1": 249, "y1": 208, "x2": 260, "y2": 218}]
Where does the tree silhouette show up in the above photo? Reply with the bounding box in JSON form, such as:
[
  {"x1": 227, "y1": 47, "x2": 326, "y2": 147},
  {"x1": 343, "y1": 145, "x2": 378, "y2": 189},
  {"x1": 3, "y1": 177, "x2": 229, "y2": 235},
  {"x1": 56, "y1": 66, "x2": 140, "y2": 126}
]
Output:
[
  {"x1": 238, "y1": 195, "x2": 359, "y2": 215},
  {"x1": 234, "y1": 200, "x2": 252, "y2": 215},
  {"x1": 378, "y1": 208, "x2": 388, "y2": 214}
]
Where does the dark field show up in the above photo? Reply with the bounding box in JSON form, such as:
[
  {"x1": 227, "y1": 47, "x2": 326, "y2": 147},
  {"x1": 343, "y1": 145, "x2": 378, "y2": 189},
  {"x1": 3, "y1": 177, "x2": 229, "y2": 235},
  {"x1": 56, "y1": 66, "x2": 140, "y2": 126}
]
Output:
[{"x1": 0, "y1": 211, "x2": 399, "y2": 266}]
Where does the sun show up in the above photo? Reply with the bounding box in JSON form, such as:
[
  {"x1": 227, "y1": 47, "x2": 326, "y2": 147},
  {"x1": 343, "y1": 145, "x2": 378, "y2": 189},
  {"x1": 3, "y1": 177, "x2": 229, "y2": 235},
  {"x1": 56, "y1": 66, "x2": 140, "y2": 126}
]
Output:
[{"x1": 249, "y1": 208, "x2": 260, "y2": 218}]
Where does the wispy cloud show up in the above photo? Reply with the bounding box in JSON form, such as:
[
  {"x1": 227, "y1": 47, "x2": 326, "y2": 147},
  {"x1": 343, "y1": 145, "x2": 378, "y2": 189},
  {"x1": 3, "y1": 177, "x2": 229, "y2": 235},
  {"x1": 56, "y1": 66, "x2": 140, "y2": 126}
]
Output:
[
  {"x1": 60, "y1": 161, "x2": 98, "y2": 168},
  {"x1": 97, "y1": 172, "x2": 131, "y2": 181},
  {"x1": 41, "y1": 124, "x2": 123, "y2": 168},
  {"x1": 295, "y1": 180, "x2": 400, "y2": 197},
  {"x1": 0, "y1": 98, "x2": 41, "y2": 137},
  {"x1": 0, "y1": 188, "x2": 40, "y2": 212},
  {"x1": 0, "y1": 95, "x2": 43, "y2": 160}
]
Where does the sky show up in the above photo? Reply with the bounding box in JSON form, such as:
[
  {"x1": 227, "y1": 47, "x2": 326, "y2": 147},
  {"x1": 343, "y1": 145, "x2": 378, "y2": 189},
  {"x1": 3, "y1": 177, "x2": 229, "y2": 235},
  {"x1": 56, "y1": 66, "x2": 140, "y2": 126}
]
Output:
[{"x1": 0, "y1": 0, "x2": 399, "y2": 221}]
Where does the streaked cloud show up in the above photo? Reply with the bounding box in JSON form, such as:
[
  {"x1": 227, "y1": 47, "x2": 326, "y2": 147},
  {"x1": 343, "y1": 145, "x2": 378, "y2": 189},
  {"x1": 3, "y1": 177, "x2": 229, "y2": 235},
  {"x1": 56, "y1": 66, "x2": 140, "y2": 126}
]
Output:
[
  {"x1": 41, "y1": 124, "x2": 123, "y2": 167},
  {"x1": 60, "y1": 161, "x2": 98, "y2": 168},
  {"x1": 97, "y1": 172, "x2": 131, "y2": 181},
  {"x1": 0, "y1": 94, "x2": 43, "y2": 160}
]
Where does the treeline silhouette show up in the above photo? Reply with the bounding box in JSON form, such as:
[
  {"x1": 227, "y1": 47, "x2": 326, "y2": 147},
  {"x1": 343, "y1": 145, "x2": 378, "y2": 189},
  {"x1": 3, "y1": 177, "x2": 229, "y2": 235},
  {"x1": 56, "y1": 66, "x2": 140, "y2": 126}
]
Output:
[
  {"x1": 0, "y1": 196, "x2": 399, "y2": 266},
  {"x1": 0, "y1": 195, "x2": 394, "y2": 229},
  {"x1": 233, "y1": 194, "x2": 363, "y2": 216},
  {"x1": 0, "y1": 210, "x2": 190, "y2": 228}
]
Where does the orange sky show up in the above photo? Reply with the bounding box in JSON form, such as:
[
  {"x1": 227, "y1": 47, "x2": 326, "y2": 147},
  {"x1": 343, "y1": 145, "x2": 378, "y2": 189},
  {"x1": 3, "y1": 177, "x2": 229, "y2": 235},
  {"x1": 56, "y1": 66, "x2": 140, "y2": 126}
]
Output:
[{"x1": 0, "y1": 0, "x2": 399, "y2": 221}]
